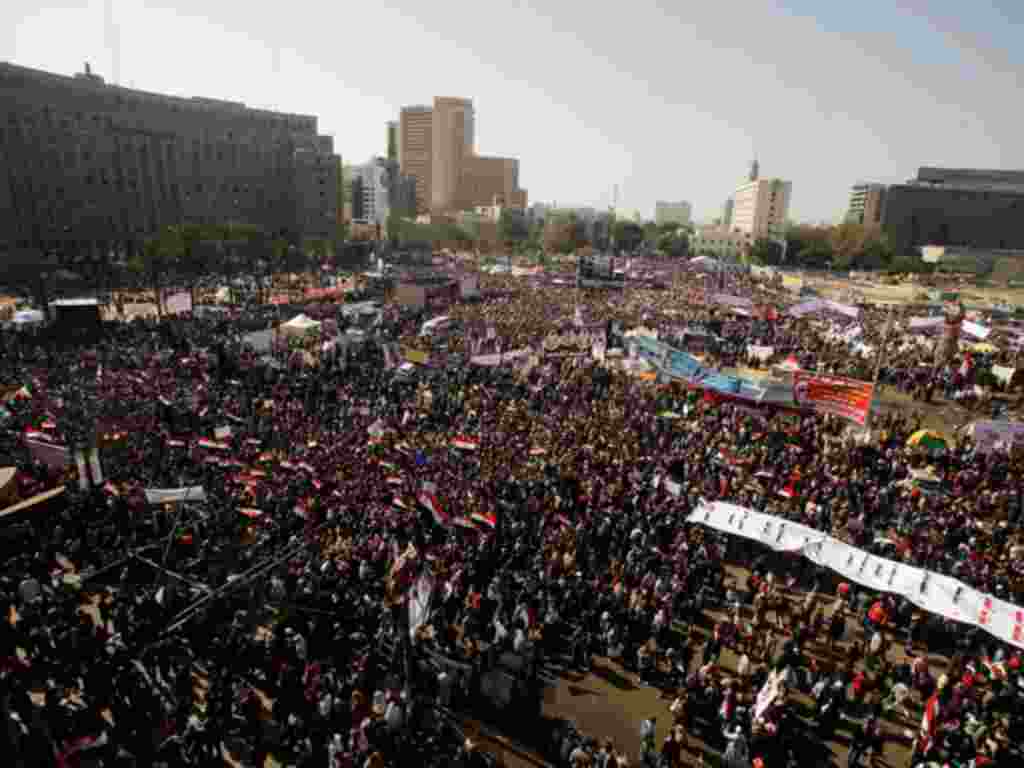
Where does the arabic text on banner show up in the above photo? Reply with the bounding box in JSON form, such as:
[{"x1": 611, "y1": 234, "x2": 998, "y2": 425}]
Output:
[{"x1": 792, "y1": 371, "x2": 874, "y2": 426}]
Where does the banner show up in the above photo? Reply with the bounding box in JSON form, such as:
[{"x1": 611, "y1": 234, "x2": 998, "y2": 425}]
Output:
[
  {"x1": 788, "y1": 299, "x2": 859, "y2": 319},
  {"x1": 165, "y1": 292, "x2": 192, "y2": 315},
  {"x1": 144, "y1": 487, "x2": 207, "y2": 504},
  {"x1": 908, "y1": 316, "x2": 944, "y2": 332},
  {"x1": 689, "y1": 502, "x2": 1024, "y2": 650},
  {"x1": 962, "y1": 320, "x2": 992, "y2": 340},
  {"x1": 470, "y1": 349, "x2": 531, "y2": 367},
  {"x1": 26, "y1": 438, "x2": 68, "y2": 471},
  {"x1": 967, "y1": 420, "x2": 1024, "y2": 454},
  {"x1": 713, "y1": 294, "x2": 753, "y2": 310},
  {"x1": 792, "y1": 371, "x2": 874, "y2": 426}
]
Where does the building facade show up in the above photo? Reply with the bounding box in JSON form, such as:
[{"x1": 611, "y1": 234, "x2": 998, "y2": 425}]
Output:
[
  {"x1": 846, "y1": 183, "x2": 886, "y2": 228},
  {"x1": 732, "y1": 177, "x2": 791, "y2": 239},
  {"x1": 854, "y1": 168, "x2": 1024, "y2": 255},
  {"x1": 690, "y1": 226, "x2": 752, "y2": 262},
  {"x1": 396, "y1": 96, "x2": 526, "y2": 216},
  {"x1": 398, "y1": 106, "x2": 433, "y2": 214},
  {"x1": 654, "y1": 201, "x2": 692, "y2": 227},
  {"x1": 0, "y1": 61, "x2": 339, "y2": 268},
  {"x1": 349, "y1": 158, "x2": 389, "y2": 226}
]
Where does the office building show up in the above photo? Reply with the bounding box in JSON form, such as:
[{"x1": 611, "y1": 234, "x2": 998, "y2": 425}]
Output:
[
  {"x1": 690, "y1": 226, "x2": 752, "y2": 262},
  {"x1": 846, "y1": 183, "x2": 887, "y2": 228},
  {"x1": 654, "y1": 201, "x2": 692, "y2": 227},
  {"x1": 0, "y1": 60, "x2": 340, "y2": 269},
  {"x1": 854, "y1": 167, "x2": 1024, "y2": 255},
  {"x1": 731, "y1": 162, "x2": 791, "y2": 239},
  {"x1": 396, "y1": 96, "x2": 526, "y2": 215},
  {"x1": 350, "y1": 158, "x2": 390, "y2": 226},
  {"x1": 399, "y1": 106, "x2": 433, "y2": 214},
  {"x1": 386, "y1": 121, "x2": 398, "y2": 162}
]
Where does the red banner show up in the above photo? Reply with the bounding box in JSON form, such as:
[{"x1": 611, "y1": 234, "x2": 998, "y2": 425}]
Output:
[{"x1": 792, "y1": 372, "x2": 874, "y2": 426}]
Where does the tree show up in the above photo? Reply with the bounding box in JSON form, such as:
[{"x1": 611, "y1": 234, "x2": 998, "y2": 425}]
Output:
[
  {"x1": 642, "y1": 221, "x2": 659, "y2": 246},
  {"x1": 748, "y1": 238, "x2": 784, "y2": 266},
  {"x1": 657, "y1": 228, "x2": 689, "y2": 257},
  {"x1": 612, "y1": 220, "x2": 643, "y2": 253},
  {"x1": 497, "y1": 208, "x2": 529, "y2": 251},
  {"x1": 128, "y1": 225, "x2": 184, "y2": 315},
  {"x1": 386, "y1": 211, "x2": 405, "y2": 246},
  {"x1": 543, "y1": 212, "x2": 581, "y2": 254}
]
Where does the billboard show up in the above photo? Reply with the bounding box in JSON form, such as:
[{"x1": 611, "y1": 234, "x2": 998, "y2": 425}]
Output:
[{"x1": 792, "y1": 372, "x2": 874, "y2": 426}]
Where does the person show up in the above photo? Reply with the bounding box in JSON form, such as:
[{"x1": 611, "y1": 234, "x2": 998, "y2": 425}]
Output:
[{"x1": 847, "y1": 703, "x2": 883, "y2": 768}]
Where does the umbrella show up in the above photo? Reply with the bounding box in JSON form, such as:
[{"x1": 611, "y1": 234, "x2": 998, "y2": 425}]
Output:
[
  {"x1": 972, "y1": 342, "x2": 997, "y2": 353},
  {"x1": 906, "y1": 430, "x2": 947, "y2": 452}
]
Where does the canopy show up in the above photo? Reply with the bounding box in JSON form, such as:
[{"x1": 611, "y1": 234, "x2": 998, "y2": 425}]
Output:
[
  {"x1": 279, "y1": 314, "x2": 321, "y2": 338},
  {"x1": 12, "y1": 309, "x2": 45, "y2": 325}
]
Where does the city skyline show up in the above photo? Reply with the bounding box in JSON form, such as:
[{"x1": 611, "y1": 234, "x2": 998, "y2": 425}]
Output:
[{"x1": 2, "y1": 0, "x2": 1023, "y2": 223}]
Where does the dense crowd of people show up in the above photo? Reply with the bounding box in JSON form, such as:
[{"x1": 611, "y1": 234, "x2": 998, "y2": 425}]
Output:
[{"x1": 1, "y1": 261, "x2": 1023, "y2": 768}]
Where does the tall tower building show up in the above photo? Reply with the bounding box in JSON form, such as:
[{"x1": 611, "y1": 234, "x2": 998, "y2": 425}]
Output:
[
  {"x1": 398, "y1": 106, "x2": 433, "y2": 214},
  {"x1": 732, "y1": 166, "x2": 791, "y2": 239},
  {"x1": 386, "y1": 121, "x2": 398, "y2": 162},
  {"x1": 430, "y1": 96, "x2": 475, "y2": 211}
]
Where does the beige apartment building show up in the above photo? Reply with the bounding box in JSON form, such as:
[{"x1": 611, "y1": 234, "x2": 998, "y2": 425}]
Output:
[
  {"x1": 732, "y1": 176, "x2": 792, "y2": 239},
  {"x1": 397, "y1": 96, "x2": 527, "y2": 215}
]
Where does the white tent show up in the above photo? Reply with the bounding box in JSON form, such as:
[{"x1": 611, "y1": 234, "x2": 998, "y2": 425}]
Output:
[
  {"x1": 12, "y1": 309, "x2": 45, "y2": 325},
  {"x1": 688, "y1": 256, "x2": 719, "y2": 272},
  {"x1": 279, "y1": 314, "x2": 322, "y2": 338}
]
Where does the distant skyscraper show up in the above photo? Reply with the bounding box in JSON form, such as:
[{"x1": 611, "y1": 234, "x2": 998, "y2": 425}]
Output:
[
  {"x1": 386, "y1": 121, "x2": 398, "y2": 162},
  {"x1": 396, "y1": 96, "x2": 526, "y2": 214},
  {"x1": 846, "y1": 183, "x2": 887, "y2": 228},
  {"x1": 399, "y1": 106, "x2": 433, "y2": 214},
  {"x1": 732, "y1": 166, "x2": 791, "y2": 239}
]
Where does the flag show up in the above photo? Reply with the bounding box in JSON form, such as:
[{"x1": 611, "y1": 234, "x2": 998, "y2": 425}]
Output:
[
  {"x1": 452, "y1": 516, "x2": 477, "y2": 530},
  {"x1": 778, "y1": 470, "x2": 801, "y2": 499},
  {"x1": 919, "y1": 692, "x2": 940, "y2": 753},
  {"x1": 959, "y1": 353, "x2": 972, "y2": 378},
  {"x1": 451, "y1": 436, "x2": 480, "y2": 451},
  {"x1": 471, "y1": 511, "x2": 496, "y2": 529},
  {"x1": 418, "y1": 482, "x2": 449, "y2": 527},
  {"x1": 197, "y1": 439, "x2": 229, "y2": 451}
]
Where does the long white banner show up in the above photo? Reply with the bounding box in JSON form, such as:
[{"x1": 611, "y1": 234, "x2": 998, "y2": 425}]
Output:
[
  {"x1": 687, "y1": 501, "x2": 1024, "y2": 649},
  {"x1": 145, "y1": 486, "x2": 207, "y2": 504}
]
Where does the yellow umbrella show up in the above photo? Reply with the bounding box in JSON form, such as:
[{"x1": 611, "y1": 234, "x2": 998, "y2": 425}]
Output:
[
  {"x1": 972, "y1": 342, "x2": 997, "y2": 353},
  {"x1": 906, "y1": 429, "x2": 947, "y2": 452}
]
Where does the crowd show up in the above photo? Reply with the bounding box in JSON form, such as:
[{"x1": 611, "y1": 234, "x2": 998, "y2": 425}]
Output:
[{"x1": 0, "y1": 262, "x2": 1023, "y2": 768}]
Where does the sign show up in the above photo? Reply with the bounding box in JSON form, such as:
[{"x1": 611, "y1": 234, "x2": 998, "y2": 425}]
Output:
[
  {"x1": 403, "y1": 348, "x2": 430, "y2": 366},
  {"x1": 165, "y1": 292, "x2": 193, "y2": 315},
  {"x1": 792, "y1": 372, "x2": 874, "y2": 426},
  {"x1": 968, "y1": 420, "x2": 1024, "y2": 454}
]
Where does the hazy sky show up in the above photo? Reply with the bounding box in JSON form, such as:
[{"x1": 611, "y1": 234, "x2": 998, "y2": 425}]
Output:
[{"x1": 3, "y1": 1, "x2": 1023, "y2": 223}]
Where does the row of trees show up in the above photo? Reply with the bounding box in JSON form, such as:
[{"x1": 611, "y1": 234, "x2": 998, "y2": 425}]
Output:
[
  {"x1": 125, "y1": 222, "x2": 337, "y2": 313},
  {"x1": 750, "y1": 221, "x2": 929, "y2": 272}
]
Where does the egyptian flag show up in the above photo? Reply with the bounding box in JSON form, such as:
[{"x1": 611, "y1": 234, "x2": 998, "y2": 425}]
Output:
[
  {"x1": 451, "y1": 435, "x2": 480, "y2": 451},
  {"x1": 471, "y1": 510, "x2": 496, "y2": 529},
  {"x1": 452, "y1": 516, "x2": 478, "y2": 531},
  {"x1": 778, "y1": 469, "x2": 801, "y2": 499},
  {"x1": 919, "y1": 692, "x2": 940, "y2": 753},
  {"x1": 418, "y1": 482, "x2": 449, "y2": 527},
  {"x1": 176, "y1": 526, "x2": 194, "y2": 545},
  {"x1": 959, "y1": 352, "x2": 972, "y2": 379}
]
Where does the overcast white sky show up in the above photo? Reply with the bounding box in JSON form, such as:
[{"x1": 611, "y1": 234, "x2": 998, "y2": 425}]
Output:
[{"x1": 3, "y1": 0, "x2": 1023, "y2": 223}]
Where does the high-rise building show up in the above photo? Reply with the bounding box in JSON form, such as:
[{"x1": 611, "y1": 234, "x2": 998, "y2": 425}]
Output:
[
  {"x1": 399, "y1": 106, "x2": 433, "y2": 214},
  {"x1": 732, "y1": 167, "x2": 791, "y2": 239},
  {"x1": 431, "y1": 97, "x2": 474, "y2": 211},
  {"x1": 386, "y1": 121, "x2": 398, "y2": 162},
  {"x1": 396, "y1": 96, "x2": 526, "y2": 216},
  {"x1": 350, "y1": 158, "x2": 390, "y2": 226},
  {"x1": 0, "y1": 60, "x2": 340, "y2": 269},
  {"x1": 654, "y1": 201, "x2": 692, "y2": 227},
  {"x1": 846, "y1": 183, "x2": 887, "y2": 228}
]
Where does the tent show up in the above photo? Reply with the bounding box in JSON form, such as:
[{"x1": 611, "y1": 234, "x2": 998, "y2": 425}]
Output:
[
  {"x1": 12, "y1": 309, "x2": 45, "y2": 325},
  {"x1": 279, "y1": 314, "x2": 321, "y2": 339}
]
